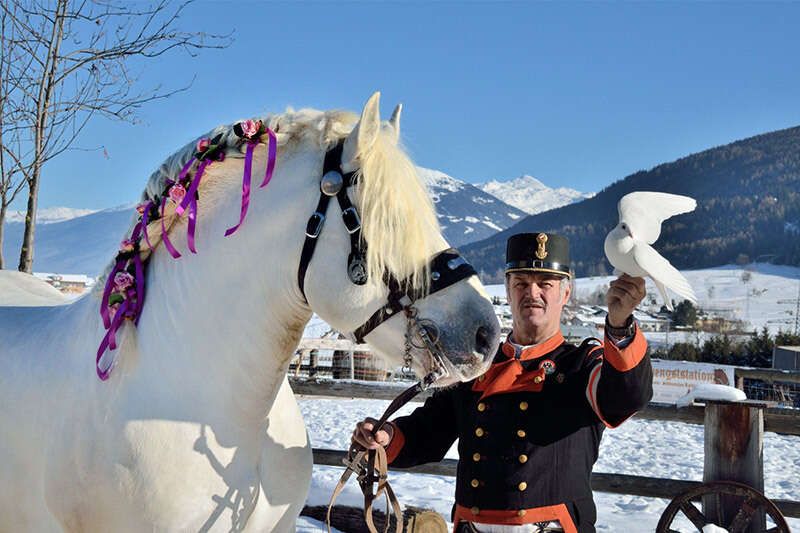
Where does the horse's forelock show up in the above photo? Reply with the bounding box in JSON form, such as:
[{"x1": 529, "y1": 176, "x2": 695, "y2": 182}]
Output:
[{"x1": 357, "y1": 130, "x2": 440, "y2": 296}]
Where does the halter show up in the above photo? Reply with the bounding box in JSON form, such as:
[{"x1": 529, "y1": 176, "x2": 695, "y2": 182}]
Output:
[{"x1": 298, "y1": 140, "x2": 479, "y2": 350}]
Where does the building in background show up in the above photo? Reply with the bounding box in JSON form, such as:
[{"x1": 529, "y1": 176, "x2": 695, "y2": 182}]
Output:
[{"x1": 33, "y1": 273, "x2": 95, "y2": 295}]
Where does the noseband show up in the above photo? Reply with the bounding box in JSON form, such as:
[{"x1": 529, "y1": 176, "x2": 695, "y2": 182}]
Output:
[{"x1": 297, "y1": 140, "x2": 478, "y2": 374}]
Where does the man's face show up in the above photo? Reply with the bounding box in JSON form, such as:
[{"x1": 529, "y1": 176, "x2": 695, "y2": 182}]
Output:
[{"x1": 506, "y1": 272, "x2": 570, "y2": 341}]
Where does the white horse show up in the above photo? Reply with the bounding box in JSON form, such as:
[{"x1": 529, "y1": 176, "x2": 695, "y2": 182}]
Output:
[{"x1": 0, "y1": 92, "x2": 500, "y2": 532}]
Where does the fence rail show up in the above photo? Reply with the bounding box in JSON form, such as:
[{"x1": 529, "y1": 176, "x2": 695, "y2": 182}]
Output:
[
  {"x1": 311, "y1": 448, "x2": 800, "y2": 518},
  {"x1": 293, "y1": 377, "x2": 800, "y2": 520}
]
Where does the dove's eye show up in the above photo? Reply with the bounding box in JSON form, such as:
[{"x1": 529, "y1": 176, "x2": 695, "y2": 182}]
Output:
[{"x1": 621, "y1": 223, "x2": 627, "y2": 230}]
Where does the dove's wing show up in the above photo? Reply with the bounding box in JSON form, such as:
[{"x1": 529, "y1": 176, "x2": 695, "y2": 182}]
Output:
[
  {"x1": 619, "y1": 192, "x2": 696, "y2": 244},
  {"x1": 632, "y1": 242, "x2": 697, "y2": 305}
]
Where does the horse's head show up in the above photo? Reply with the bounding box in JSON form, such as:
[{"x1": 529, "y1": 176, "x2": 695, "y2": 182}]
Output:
[
  {"x1": 96, "y1": 93, "x2": 499, "y2": 387},
  {"x1": 289, "y1": 93, "x2": 501, "y2": 386}
]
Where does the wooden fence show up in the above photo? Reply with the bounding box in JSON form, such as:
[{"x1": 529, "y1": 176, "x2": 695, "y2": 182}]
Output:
[{"x1": 290, "y1": 376, "x2": 800, "y2": 519}]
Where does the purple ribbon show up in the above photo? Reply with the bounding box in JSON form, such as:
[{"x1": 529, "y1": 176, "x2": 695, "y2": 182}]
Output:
[
  {"x1": 96, "y1": 299, "x2": 130, "y2": 380},
  {"x1": 160, "y1": 197, "x2": 182, "y2": 259},
  {"x1": 100, "y1": 259, "x2": 125, "y2": 329},
  {"x1": 176, "y1": 159, "x2": 210, "y2": 216},
  {"x1": 141, "y1": 200, "x2": 155, "y2": 251},
  {"x1": 187, "y1": 196, "x2": 198, "y2": 253},
  {"x1": 259, "y1": 128, "x2": 277, "y2": 188},
  {"x1": 224, "y1": 141, "x2": 256, "y2": 237}
]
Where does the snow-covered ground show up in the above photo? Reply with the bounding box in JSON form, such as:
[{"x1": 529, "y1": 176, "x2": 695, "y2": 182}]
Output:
[{"x1": 296, "y1": 396, "x2": 800, "y2": 532}]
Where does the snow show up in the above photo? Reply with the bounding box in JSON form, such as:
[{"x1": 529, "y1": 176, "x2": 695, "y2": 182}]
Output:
[
  {"x1": 675, "y1": 384, "x2": 747, "y2": 407},
  {"x1": 478, "y1": 175, "x2": 592, "y2": 215},
  {"x1": 4, "y1": 206, "x2": 97, "y2": 224},
  {"x1": 296, "y1": 397, "x2": 800, "y2": 532}
]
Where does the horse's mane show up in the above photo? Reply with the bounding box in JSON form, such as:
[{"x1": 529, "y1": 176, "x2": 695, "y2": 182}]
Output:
[{"x1": 97, "y1": 107, "x2": 439, "y2": 296}]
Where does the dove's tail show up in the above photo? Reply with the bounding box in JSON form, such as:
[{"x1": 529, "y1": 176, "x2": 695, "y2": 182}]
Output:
[
  {"x1": 654, "y1": 267, "x2": 697, "y2": 310},
  {"x1": 654, "y1": 280, "x2": 674, "y2": 311}
]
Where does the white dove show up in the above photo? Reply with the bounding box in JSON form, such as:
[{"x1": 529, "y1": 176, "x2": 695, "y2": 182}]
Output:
[{"x1": 604, "y1": 191, "x2": 697, "y2": 311}]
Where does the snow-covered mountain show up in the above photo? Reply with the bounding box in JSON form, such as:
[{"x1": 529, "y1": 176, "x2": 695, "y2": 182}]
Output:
[
  {"x1": 0, "y1": 170, "x2": 553, "y2": 275},
  {"x1": 416, "y1": 166, "x2": 527, "y2": 247},
  {"x1": 479, "y1": 175, "x2": 593, "y2": 214},
  {"x1": 5, "y1": 206, "x2": 98, "y2": 224}
]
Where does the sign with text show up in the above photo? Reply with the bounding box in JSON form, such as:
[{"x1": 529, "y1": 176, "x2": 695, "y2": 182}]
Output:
[{"x1": 651, "y1": 359, "x2": 737, "y2": 404}]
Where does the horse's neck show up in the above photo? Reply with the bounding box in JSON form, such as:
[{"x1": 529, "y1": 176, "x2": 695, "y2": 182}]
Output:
[{"x1": 126, "y1": 177, "x2": 313, "y2": 431}]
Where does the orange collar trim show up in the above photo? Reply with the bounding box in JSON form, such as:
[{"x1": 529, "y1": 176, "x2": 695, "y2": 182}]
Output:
[{"x1": 501, "y1": 331, "x2": 565, "y2": 361}]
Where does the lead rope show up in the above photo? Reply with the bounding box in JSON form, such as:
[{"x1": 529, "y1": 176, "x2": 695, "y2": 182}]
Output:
[{"x1": 327, "y1": 306, "x2": 447, "y2": 533}]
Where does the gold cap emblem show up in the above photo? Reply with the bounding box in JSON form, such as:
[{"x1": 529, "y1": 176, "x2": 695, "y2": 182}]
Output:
[{"x1": 535, "y1": 233, "x2": 548, "y2": 260}]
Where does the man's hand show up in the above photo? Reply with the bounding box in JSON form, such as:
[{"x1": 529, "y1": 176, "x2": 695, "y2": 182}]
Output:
[
  {"x1": 606, "y1": 274, "x2": 646, "y2": 327},
  {"x1": 351, "y1": 417, "x2": 393, "y2": 450}
]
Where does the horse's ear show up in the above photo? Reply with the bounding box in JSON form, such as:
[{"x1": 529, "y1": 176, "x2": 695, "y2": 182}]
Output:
[
  {"x1": 384, "y1": 103, "x2": 402, "y2": 145},
  {"x1": 343, "y1": 92, "x2": 381, "y2": 171}
]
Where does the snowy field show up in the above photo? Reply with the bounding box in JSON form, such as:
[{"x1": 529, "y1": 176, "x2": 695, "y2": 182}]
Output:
[
  {"x1": 295, "y1": 397, "x2": 800, "y2": 532},
  {"x1": 569, "y1": 264, "x2": 800, "y2": 336}
]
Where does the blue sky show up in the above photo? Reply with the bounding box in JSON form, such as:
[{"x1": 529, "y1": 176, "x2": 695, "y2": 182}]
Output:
[{"x1": 22, "y1": 2, "x2": 800, "y2": 210}]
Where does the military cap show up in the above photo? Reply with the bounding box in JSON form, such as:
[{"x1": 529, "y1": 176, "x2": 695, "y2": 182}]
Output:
[{"x1": 505, "y1": 232, "x2": 571, "y2": 278}]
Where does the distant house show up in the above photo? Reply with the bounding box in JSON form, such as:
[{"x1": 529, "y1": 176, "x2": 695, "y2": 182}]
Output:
[
  {"x1": 34, "y1": 272, "x2": 95, "y2": 294},
  {"x1": 773, "y1": 345, "x2": 800, "y2": 371}
]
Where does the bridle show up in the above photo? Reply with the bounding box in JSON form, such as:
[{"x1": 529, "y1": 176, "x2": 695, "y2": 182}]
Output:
[
  {"x1": 297, "y1": 139, "x2": 478, "y2": 374},
  {"x1": 299, "y1": 140, "x2": 479, "y2": 532}
]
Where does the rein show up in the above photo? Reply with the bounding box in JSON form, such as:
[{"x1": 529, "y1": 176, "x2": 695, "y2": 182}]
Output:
[{"x1": 326, "y1": 309, "x2": 447, "y2": 533}]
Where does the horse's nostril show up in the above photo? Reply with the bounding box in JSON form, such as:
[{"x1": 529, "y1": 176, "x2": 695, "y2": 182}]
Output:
[{"x1": 475, "y1": 325, "x2": 492, "y2": 357}]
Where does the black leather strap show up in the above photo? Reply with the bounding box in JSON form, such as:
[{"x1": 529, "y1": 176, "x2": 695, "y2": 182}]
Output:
[
  {"x1": 297, "y1": 141, "x2": 359, "y2": 301},
  {"x1": 351, "y1": 248, "x2": 477, "y2": 343}
]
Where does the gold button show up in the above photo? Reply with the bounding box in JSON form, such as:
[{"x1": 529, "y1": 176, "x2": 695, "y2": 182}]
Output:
[
  {"x1": 518, "y1": 481, "x2": 528, "y2": 491},
  {"x1": 517, "y1": 429, "x2": 526, "y2": 438},
  {"x1": 472, "y1": 453, "x2": 481, "y2": 462},
  {"x1": 471, "y1": 507, "x2": 480, "y2": 515},
  {"x1": 475, "y1": 427, "x2": 485, "y2": 437},
  {"x1": 518, "y1": 454, "x2": 528, "y2": 464},
  {"x1": 519, "y1": 401, "x2": 528, "y2": 411},
  {"x1": 533, "y1": 375, "x2": 544, "y2": 384},
  {"x1": 477, "y1": 402, "x2": 486, "y2": 412},
  {"x1": 517, "y1": 510, "x2": 527, "y2": 517},
  {"x1": 470, "y1": 479, "x2": 480, "y2": 488}
]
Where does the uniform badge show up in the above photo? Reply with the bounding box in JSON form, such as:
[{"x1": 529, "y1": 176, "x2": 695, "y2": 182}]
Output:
[
  {"x1": 539, "y1": 359, "x2": 556, "y2": 375},
  {"x1": 535, "y1": 233, "x2": 548, "y2": 260}
]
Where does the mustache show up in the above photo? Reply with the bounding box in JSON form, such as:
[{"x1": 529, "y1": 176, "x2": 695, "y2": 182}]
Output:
[{"x1": 520, "y1": 298, "x2": 546, "y2": 308}]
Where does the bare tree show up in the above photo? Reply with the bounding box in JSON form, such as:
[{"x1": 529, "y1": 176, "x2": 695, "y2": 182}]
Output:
[
  {"x1": 0, "y1": 0, "x2": 230, "y2": 272},
  {"x1": 0, "y1": 3, "x2": 29, "y2": 268}
]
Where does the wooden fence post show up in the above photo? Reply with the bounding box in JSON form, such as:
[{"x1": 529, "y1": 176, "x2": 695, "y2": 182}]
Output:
[
  {"x1": 703, "y1": 399, "x2": 767, "y2": 532},
  {"x1": 309, "y1": 349, "x2": 319, "y2": 378}
]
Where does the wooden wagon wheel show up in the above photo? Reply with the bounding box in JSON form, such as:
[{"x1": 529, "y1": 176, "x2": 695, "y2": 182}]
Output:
[{"x1": 656, "y1": 481, "x2": 790, "y2": 533}]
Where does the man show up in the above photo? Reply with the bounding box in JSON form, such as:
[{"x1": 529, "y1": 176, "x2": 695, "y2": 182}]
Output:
[{"x1": 352, "y1": 232, "x2": 653, "y2": 533}]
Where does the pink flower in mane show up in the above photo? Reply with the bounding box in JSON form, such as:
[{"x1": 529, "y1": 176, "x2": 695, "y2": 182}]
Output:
[
  {"x1": 136, "y1": 203, "x2": 148, "y2": 215},
  {"x1": 241, "y1": 119, "x2": 261, "y2": 139},
  {"x1": 114, "y1": 271, "x2": 134, "y2": 292},
  {"x1": 196, "y1": 138, "x2": 211, "y2": 153},
  {"x1": 119, "y1": 239, "x2": 135, "y2": 253},
  {"x1": 108, "y1": 302, "x2": 121, "y2": 321},
  {"x1": 169, "y1": 183, "x2": 186, "y2": 204}
]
